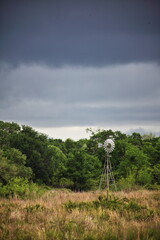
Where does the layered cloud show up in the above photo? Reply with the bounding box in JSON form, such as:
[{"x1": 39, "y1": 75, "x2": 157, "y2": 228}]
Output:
[
  {"x1": 0, "y1": 63, "x2": 159, "y2": 131},
  {"x1": 0, "y1": 0, "x2": 160, "y2": 138}
]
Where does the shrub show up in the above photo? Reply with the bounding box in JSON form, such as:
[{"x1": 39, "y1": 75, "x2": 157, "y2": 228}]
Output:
[
  {"x1": 116, "y1": 172, "x2": 136, "y2": 191},
  {"x1": 64, "y1": 194, "x2": 154, "y2": 221},
  {"x1": 0, "y1": 177, "x2": 49, "y2": 199},
  {"x1": 136, "y1": 168, "x2": 153, "y2": 185}
]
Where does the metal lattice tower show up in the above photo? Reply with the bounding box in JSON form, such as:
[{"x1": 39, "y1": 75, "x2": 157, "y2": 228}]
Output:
[{"x1": 98, "y1": 138, "x2": 117, "y2": 191}]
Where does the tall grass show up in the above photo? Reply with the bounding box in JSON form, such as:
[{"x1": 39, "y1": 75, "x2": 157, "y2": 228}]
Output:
[{"x1": 0, "y1": 189, "x2": 160, "y2": 240}]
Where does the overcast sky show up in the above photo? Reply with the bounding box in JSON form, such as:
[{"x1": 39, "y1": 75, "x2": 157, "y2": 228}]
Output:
[{"x1": 0, "y1": 0, "x2": 160, "y2": 139}]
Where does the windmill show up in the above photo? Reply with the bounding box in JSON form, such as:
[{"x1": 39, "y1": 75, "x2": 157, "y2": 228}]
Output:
[{"x1": 98, "y1": 137, "x2": 117, "y2": 190}]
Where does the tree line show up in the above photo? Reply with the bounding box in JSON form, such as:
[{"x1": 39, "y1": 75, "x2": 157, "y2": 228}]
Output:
[{"x1": 0, "y1": 120, "x2": 160, "y2": 193}]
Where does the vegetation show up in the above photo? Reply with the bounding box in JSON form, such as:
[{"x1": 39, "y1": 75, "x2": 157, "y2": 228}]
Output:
[
  {"x1": 0, "y1": 120, "x2": 160, "y2": 194},
  {"x1": 0, "y1": 189, "x2": 160, "y2": 240},
  {"x1": 0, "y1": 120, "x2": 160, "y2": 239}
]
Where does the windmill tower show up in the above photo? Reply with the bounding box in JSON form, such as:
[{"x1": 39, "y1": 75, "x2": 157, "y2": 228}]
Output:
[{"x1": 98, "y1": 137, "x2": 117, "y2": 190}]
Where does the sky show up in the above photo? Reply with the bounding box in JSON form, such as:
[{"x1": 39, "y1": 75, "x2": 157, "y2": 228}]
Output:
[{"x1": 0, "y1": 0, "x2": 160, "y2": 140}]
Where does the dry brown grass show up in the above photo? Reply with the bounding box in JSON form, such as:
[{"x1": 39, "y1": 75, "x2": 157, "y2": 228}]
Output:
[{"x1": 0, "y1": 189, "x2": 160, "y2": 240}]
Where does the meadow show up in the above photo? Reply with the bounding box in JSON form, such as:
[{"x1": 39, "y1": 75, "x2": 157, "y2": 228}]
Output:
[{"x1": 0, "y1": 189, "x2": 160, "y2": 240}]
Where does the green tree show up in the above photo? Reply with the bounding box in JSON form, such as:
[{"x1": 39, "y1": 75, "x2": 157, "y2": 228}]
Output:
[
  {"x1": 48, "y1": 138, "x2": 67, "y2": 154},
  {"x1": 47, "y1": 145, "x2": 67, "y2": 187},
  {"x1": 136, "y1": 168, "x2": 153, "y2": 185},
  {"x1": 66, "y1": 150, "x2": 101, "y2": 190},
  {"x1": 9, "y1": 125, "x2": 51, "y2": 184},
  {"x1": 118, "y1": 143, "x2": 151, "y2": 184},
  {"x1": 0, "y1": 121, "x2": 20, "y2": 148},
  {"x1": 128, "y1": 132, "x2": 143, "y2": 149},
  {"x1": 0, "y1": 149, "x2": 32, "y2": 185},
  {"x1": 65, "y1": 138, "x2": 77, "y2": 154},
  {"x1": 152, "y1": 164, "x2": 160, "y2": 184}
]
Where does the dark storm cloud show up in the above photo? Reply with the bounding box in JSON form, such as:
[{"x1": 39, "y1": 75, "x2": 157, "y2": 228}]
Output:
[
  {"x1": 0, "y1": 0, "x2": 160, "y2": 132},
  {"x1": 0, "y1": 0, "x2": 160, "y2": 66}
]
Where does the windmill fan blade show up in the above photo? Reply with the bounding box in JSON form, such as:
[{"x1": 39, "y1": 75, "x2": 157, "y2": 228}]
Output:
[
  {"x1": 98, "y1": 143, "x2": 103, "y2": 148},
  {"x1": 104, "y1": 139, "x2": 115, "y2": 153}
]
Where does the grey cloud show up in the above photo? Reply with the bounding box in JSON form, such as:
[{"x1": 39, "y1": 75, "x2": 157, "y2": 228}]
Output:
[
  {"x1": 0, "y1": 63, "x2": 160, "y2": 128},
  {"x1": 1, "y1": 99, "x2": 159, "y2": 127},
  {"x1": 0, "y1": 0, "x2": 160, "y2": 66},
  {"x1": 1, "y1": 63, "x2": 160, "y2": 104}
]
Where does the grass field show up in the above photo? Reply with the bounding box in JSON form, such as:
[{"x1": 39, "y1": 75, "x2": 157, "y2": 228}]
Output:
[{"x1": 0, "y1": 189, "x2": 160, "y2": 240}]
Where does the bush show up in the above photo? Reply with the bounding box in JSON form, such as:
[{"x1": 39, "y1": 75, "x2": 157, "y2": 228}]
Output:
[
  {"x1": 136, "y1": 168, "x2": 153, "y2": 185},
  {"x1": 116, "y1": 172, "x2": 136, "y2": 191},
  {"x1": 144, "y1": 184, "x2": 160, "y2": 190},
  {"x1": 0, "y1": 177, "x2": 49, "y2": 199}
]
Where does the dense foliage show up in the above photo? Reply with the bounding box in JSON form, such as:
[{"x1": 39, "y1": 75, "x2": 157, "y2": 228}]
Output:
[{"x1": 0, "y1": 120, "x2": 160, "y2": 195}]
